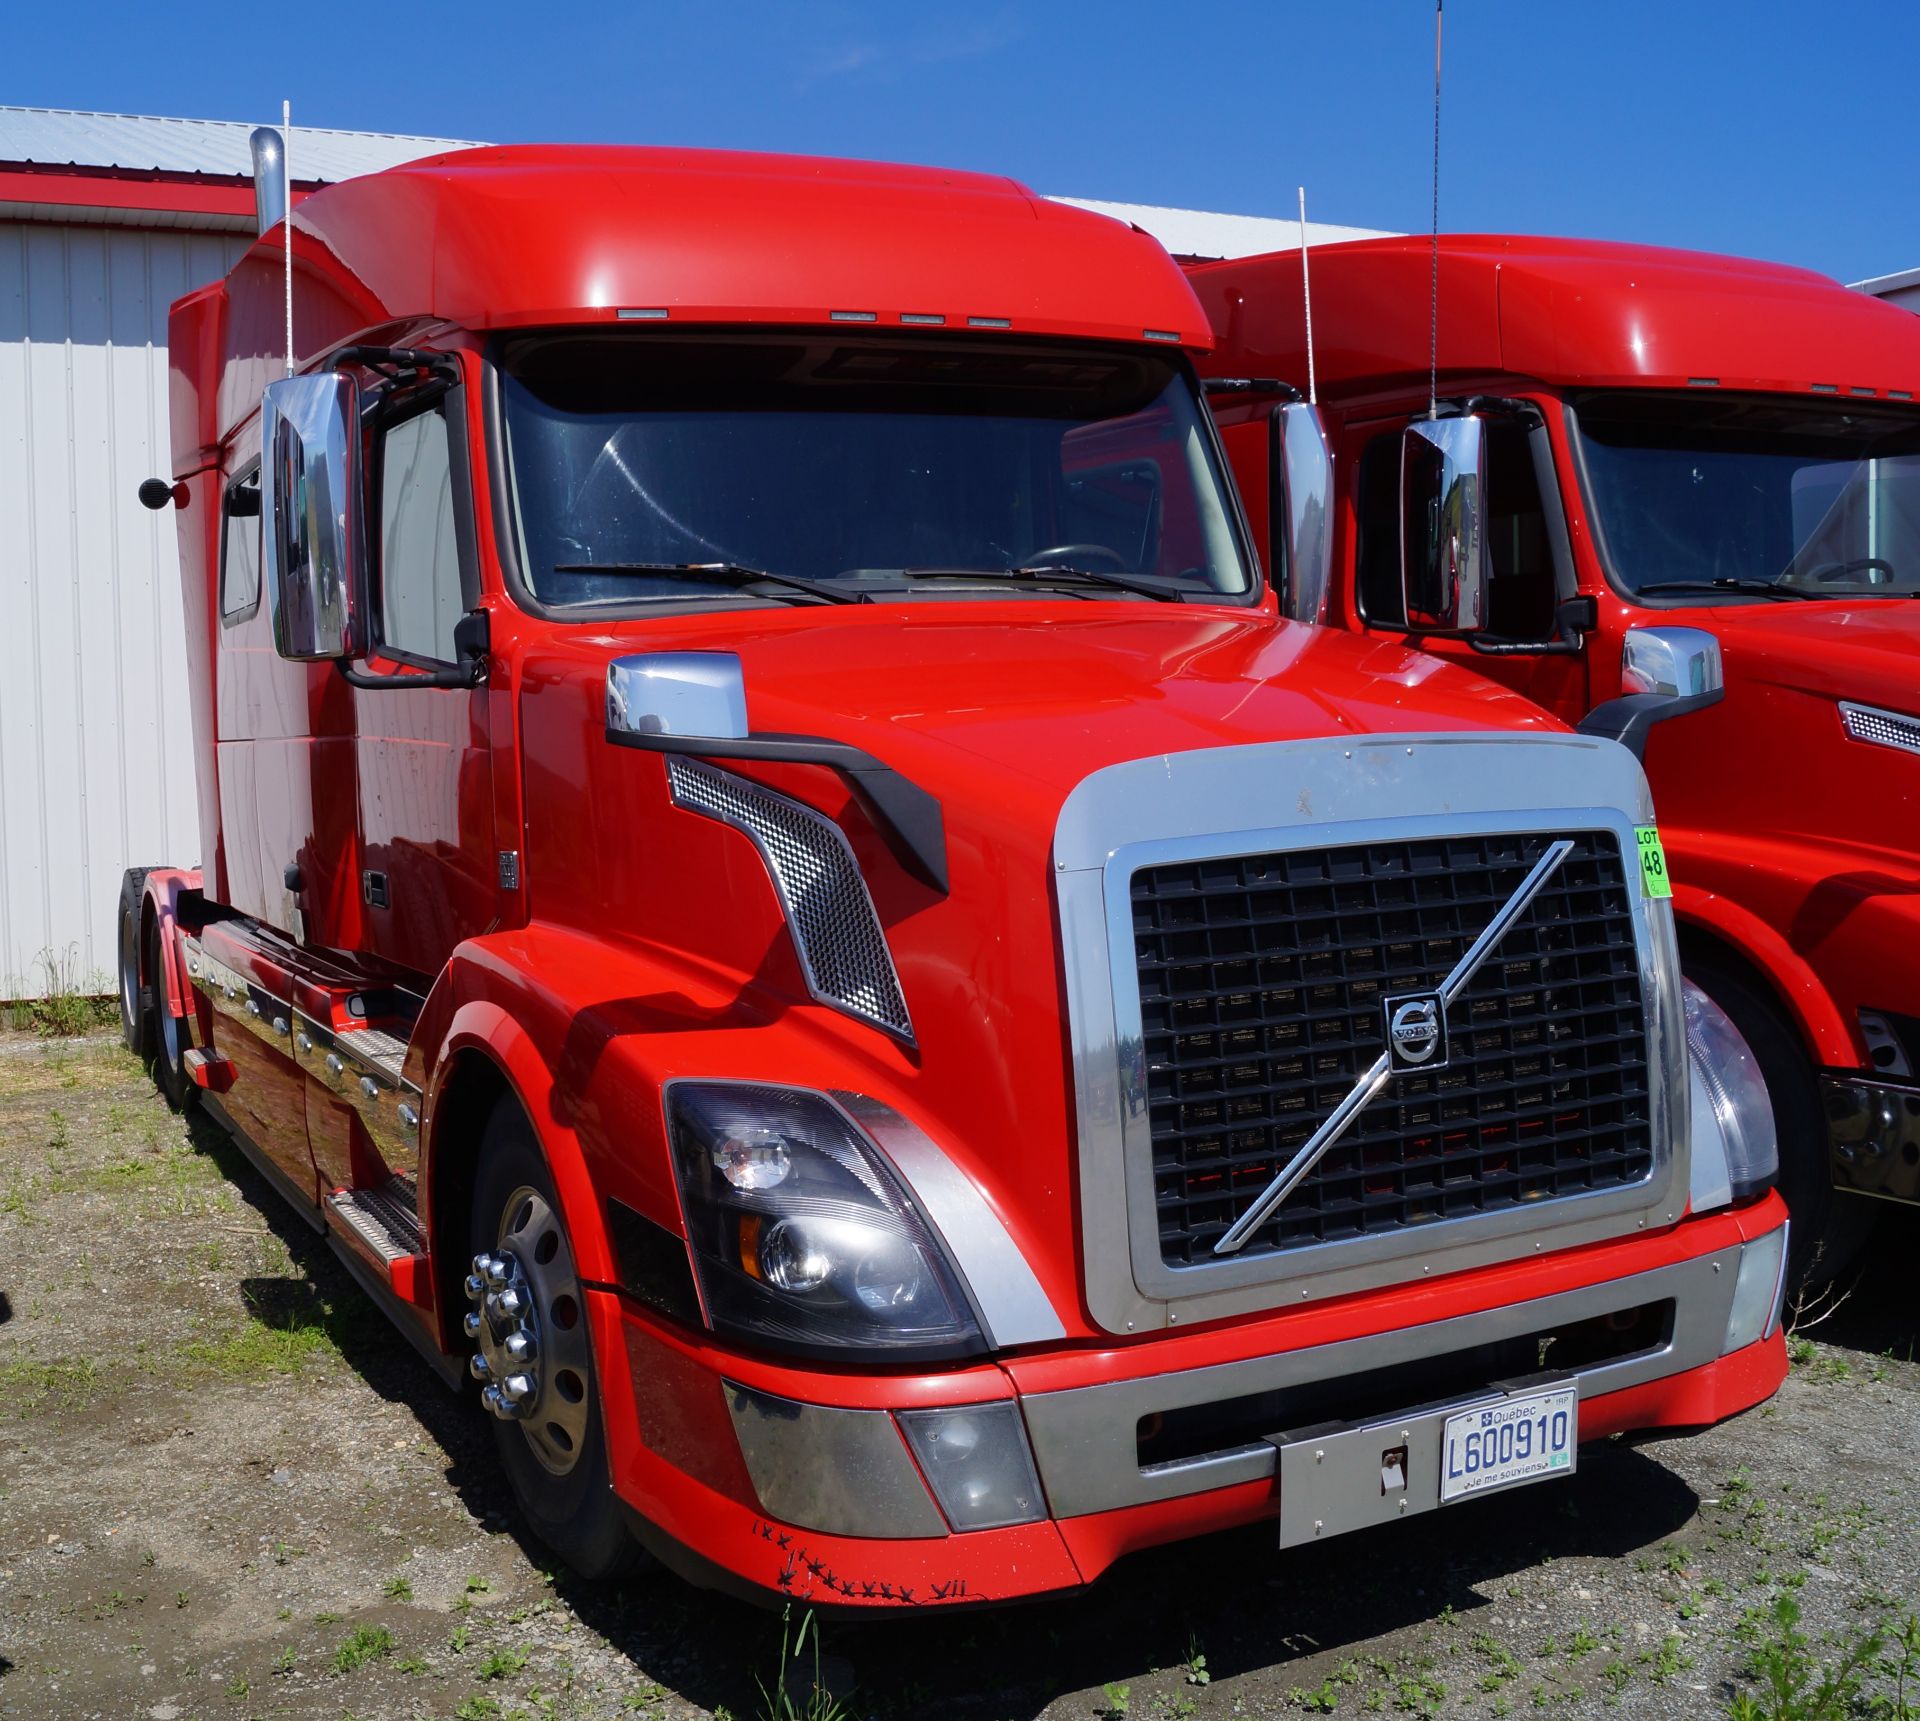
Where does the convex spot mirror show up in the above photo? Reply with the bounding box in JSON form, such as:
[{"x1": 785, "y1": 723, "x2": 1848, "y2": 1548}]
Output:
[
  {"x1": 261, "y1": 372, "x2": 366, "y2": 662},
  {"x1": 1400, "y1": 414, "x2": 1490, "y2": 634}
]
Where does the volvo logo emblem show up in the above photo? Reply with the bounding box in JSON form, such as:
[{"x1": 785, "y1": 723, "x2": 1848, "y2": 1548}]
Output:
[{"x1": 1384, "y1": 992, "x2": 1448, "y2": 1071}]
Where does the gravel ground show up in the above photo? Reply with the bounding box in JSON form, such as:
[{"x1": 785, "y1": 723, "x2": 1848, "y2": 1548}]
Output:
[{"x1": 0, "y1": 1032, "x2": 1915, "y2": 1721}]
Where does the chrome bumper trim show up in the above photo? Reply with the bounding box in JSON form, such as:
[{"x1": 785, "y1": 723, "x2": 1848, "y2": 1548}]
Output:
[{"x1": 1022, "y1": 1245, "x2": 1742, "y2": 1520}]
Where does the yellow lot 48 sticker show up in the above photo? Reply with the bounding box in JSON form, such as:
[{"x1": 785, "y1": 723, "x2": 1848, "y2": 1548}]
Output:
[{"x1": 1635, "y1": 826, "x2": 1673, "y2": 899}]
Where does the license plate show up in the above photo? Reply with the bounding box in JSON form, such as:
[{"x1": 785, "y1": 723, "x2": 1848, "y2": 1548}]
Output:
[{"x1": 1440, "y1": 1386, "x2": 1577, "y2": 1503}]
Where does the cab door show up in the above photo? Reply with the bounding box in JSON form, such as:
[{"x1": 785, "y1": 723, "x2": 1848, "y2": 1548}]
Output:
[{"x1": 351, "y1": 386, "x2": 495, "y2": 983}]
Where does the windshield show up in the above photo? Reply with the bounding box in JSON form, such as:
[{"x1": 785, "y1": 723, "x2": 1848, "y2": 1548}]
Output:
[
  {"x1": 499, "y1": 334, "x2": 1253, "y2": 608},
  {"x1": 1571, "y1": 391, "x2": 1920, "y2": 601}
]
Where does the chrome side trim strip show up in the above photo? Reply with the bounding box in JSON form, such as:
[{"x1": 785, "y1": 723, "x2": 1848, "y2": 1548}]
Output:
[
  {"x1": 1022, "y1": 1245, "x2": 1739, "y2": 1519},
  {"x1": 831, "y1": 1093, "x2": 1066, "y2": 1349},
  {"x1": 723, "y1": 1381, "x2": 948, "y2": 1540}
]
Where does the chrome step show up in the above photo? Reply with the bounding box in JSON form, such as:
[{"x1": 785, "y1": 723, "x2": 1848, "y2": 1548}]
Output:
[{"x1": 326, "y1": 1176, "x2": 425, "y2": 1265}]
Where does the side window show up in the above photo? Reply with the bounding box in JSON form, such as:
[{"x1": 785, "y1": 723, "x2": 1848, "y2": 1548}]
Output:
[
  {"x1": 377, "y1": 408, "x2": 463, "y2": 662},
  {"x1": 220, "y1": 470, "x2": 262, "y2": 624},
  {"x1": 1354, "y1": 418, "x2": 1556, "y2": 636},
  {"x1": 1354, "y1": 431, "x2": 1404, "y2": 624}
]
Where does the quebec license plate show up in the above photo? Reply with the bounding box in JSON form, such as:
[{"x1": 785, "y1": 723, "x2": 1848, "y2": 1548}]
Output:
[{"x1": 1439, "y1": 1386, "x2": 1577, "y2": 1503}]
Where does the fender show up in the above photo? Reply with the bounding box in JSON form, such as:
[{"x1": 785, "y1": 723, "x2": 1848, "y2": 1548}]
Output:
[
  {"x1": 139, "y1": 866, "x2": 204, "y2": 1025},
  {"x1": 1670, "y1": 880, "x2": 1857, "y2": 1067}
]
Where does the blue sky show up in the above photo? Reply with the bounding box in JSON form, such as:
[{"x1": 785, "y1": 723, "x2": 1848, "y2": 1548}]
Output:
[{"x1": 11, "y1": 1, "x2": 1917, "y2": 282}]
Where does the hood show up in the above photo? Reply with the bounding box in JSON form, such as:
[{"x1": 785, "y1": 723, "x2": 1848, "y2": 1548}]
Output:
[
  {"x1": 515, "y1": 602, "x2": 1564, "y2": 1343},
  {"x1": 1705, "y1": 598, "x2": 1920, "y2": 715}
]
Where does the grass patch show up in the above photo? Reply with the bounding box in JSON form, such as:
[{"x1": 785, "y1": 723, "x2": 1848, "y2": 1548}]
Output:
[
  {"x1": 180, "y1": 1281, "x2": 362, "y2": 1379},
  {"x1": 0, "y1": 1355, "x2": 99, "y2": 1416},
  {"x1": 0, "y1": 947, "x2": 115, "y2": 1037},
  {"x1": 332, "y1": 1624, "x2": 394, "y2": 1674}
]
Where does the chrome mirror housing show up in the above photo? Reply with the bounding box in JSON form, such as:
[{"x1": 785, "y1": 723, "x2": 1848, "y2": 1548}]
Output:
[
  {"x1": 1275, "y1": 401, "x2": 1334, "y2": 624},
  {"x1": 606, "y1": 652, "x2": 749, "y2": 741},
  {"x1": 261, "y1": 373, "x2": 366, "y2": 662},
  {"x1": 1400, "y1": 415, "x2": 1489, "y2": 634},
  {"x1": 1621, "y1": 626, "x2": 1724, "y2": 699}
]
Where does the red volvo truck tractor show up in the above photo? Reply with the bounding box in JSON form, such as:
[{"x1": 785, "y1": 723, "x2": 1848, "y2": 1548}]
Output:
[
  {"x1": 1189, "y1": 235, "x2": 1920, "y2": 1286},
  {"x1": 121, "y1": 152, "x2": 1788, "y2": 1607}
]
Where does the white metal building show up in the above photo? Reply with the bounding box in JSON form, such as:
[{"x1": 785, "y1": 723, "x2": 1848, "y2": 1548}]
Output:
[
  {"x1": 1852, "y1": 265, "x2": 1920, "y2": 312},
  {"x1": 0, "y1": 105, "x2": 1381, "y2": 997}
]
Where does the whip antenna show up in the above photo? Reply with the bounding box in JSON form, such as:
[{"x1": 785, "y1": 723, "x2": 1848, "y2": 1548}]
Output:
[
  {"x1": 282, "y1": 100, "x2": 294, "y2": 377},
  {"x1": 1297, "y1": 185, "x2": 1317, "y2": 405},
  {"x1": 1428, "y1": 0, "x2": 1442, "y2": 418}
]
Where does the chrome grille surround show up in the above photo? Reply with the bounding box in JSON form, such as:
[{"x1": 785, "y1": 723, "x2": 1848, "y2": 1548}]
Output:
[
  {"x1": 1840, "y1": 700, "x2": 1920, "y2": 759},
  {"x1": 1055, "y1": 733, "x2": 1686, "y2": 1336},
  {"x1": 666, "y1": 755, "x2": 913, "y2": 1042}
]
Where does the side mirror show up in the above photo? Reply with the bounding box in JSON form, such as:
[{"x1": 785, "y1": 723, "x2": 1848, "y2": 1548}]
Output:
[
  {"x1": 1274, "y1": 401, "x2": 1334, "y2": 624},
  {"x1": 1400, "y1": 415, "x2": 1489, "y2": 634},
  {"x1": 261, "y1": 373, "x2": 366, "y2": 662},
  {"x1": 1621, "y1": 626, "x2": 1724, "y2": 698},
  {"x1": 606, "y1": 652, "x2": 749, "y2": 741}
]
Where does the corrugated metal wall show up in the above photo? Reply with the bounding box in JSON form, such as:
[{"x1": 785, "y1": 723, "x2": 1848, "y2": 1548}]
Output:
[{"x1": 0, "y1": 220, "x2": 245, "y2": 997}]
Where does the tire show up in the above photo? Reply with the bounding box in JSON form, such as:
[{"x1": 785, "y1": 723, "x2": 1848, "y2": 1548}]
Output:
[
  {"x1": 468, "y1": 1096, "x2": 644, "y2": 1581},
  {"x1": 145, "y1": 914, "x2": 197, "y2": 1115},
  {"x1": 117, "y1": 868, "x2": 156, "y2": 1059},
  {"x1": 1689, "y1": 960, "x2": 1875, "y2": 1293}
]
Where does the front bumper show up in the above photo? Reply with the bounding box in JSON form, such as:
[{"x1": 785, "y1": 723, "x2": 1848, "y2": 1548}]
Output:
[{"x1": 593, "y1": 1195, "x2": 1789, "y2": 1608}]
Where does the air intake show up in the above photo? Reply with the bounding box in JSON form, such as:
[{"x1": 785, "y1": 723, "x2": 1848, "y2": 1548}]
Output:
[{"x1": 666, "y1": 757, "x2": 913, "y2": 1043}]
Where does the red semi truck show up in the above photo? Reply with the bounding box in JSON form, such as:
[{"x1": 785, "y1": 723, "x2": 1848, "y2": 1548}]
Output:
[
  {"x1": 1189, "y1": 235, "x2": 1920, "y2": 1286},
  {"x1": 121, "y1": 149, "x2": 1788, "y2": 1606}
]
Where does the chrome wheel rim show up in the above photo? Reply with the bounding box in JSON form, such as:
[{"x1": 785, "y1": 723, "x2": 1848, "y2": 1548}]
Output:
[{"x1": 468, "y1": 1186, "x2": 593, "y2": 1476}]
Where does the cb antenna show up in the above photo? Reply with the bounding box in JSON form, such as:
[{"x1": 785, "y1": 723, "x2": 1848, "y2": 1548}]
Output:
[
  {"x1": 1297, "y1": 186, "x2": 1316, "y2": 405},
  {"x1": 282, "y1": 100, "x2": 294, "y2": 378},
  {"x1": 1428, "y1": 0, "x2": 1442, "y2": 419}
]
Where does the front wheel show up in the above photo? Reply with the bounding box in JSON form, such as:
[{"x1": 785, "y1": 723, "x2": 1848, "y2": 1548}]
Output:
[
  {"x1": 145, "y1": 916, "x2": 197, "y2": 1114},
  {"x1": 466, "y1": 1097, "x2": 643, "y2": 1581},
  {"x1": 1689, "y1": 961, "x2": 1875, "y2": 1293}
]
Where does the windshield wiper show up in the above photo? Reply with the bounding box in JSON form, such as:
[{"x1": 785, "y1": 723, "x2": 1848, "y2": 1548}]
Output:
[
  {"x1": 1637, "y1": 578, "x2": 1817, "y2": 603},
  {"x1": 551, "y1": 561, "x2": 864, "y2": 605},
  {"x1": 898, "y1": 565, "x2": 1187, "y2": 603}
]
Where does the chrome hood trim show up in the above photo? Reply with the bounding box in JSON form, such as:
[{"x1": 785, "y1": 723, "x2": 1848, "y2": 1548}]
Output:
[{"x1": 1054, "y1": 732, "x2": 1688, "y2": 1336}]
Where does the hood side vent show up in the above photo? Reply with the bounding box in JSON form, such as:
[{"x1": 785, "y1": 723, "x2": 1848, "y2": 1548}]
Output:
[
  {"x1": 1840, "y1": 700, "x2": 1920, "y2": 759},
  {"x1": 666, "y1": 756, "x2": 914, "y2": 1044}
]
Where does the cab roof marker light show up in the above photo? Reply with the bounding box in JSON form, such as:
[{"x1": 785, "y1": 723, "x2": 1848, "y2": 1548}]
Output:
[
  {"x1": 899, "y1": 312, "x2": 945, "y2": 325},
  {"x1": 1850, "y1": 386, "x2": 1876, "y2": 397},
  {"x1": 1686, "y1": 377, "x2": 1719, "y2": 387},
  {"x1": 830, "y1": 309, "x2": 878, "y2": 323},
  {"x1": 1810, "y1": 382, "x2": 1840, "y2": 393},
  {"x1": 1892, "y1": 389, "x2": 1915, "y2": 400},
  {"x1": 1143, "y1": 328, "x2": 1181, "y2": 343},
  {"x1": 616, "y1": 307, "x2": 670, "y2": 320},
  {"x1": 966, "y1": 315, "x2": 1011, "y2": 328}
]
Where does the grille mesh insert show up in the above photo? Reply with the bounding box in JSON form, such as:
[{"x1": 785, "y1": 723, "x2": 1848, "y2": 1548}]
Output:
[
  {"x1": 1131, "y1": 830, "x2": 1651, "y2": 1266},
  {"x1": 667, "y1": 756, "x2": 913, "y2": 1040}
]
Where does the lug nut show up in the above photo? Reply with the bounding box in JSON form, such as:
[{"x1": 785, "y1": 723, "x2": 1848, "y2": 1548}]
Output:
[
  {"x1": 482, "y1": 1254, "x2": 514, "y2": 1290},
  {"x1": 490, "y1": 1286, "x2": 526, "y2": 1319},
  {"x1": 500, "y1": 1371, "x2": 536, "y2": 1405},
  {"x1": 463, "y1": 1273, "x2": 485, "y2": 1302},
  {"x1": 503, "y1": 1330, "x2": 537, "y2": 1364},
  {"x1": 469, "y1": 1353, "x2": 492, "y2": 1381},
  {"x1": 462, "y1": 1310, "x2": 484, "y2": 1339},
  {"x1": 481, "y1": 1383, "x2": 508, "y2": 1418}
]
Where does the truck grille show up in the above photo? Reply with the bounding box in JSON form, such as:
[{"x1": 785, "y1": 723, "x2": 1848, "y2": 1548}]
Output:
[{"x1": 1131, "y1": 830, "x2": 1652, "y2": 1267}]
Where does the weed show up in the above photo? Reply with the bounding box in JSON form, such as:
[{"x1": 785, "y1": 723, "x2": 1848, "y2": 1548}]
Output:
[
  {"x1": 396, "y1": 1654, "x2": 429, "y2": 1675},
  {"x1": 15, "y1": 947, "x2": 114, "y2": 1037},
  {"x1": 226, "y1": 1674, "x2": 249, "y2": 1698},
  {"x1": 454, "y1": 1700, "x2": 503, "y2": 1721},
  {"x1": 1650, "y1": 1636, "x2": 1692, "y2": 1683},
  {"x1": 466, "y1": 1574, "x2": 493, "y2": 1593},
  {"x1": 756, "y1": 1607, "x2": 853, "y2": 1721},
  {"x1": 1727, "y1": 1593, "x2": 1895, "y2": 1720},
  {"x1": 451, "y1": 1623, "x2": 472, "y2": 1653},
  {"x1": 174, "y1": 1589, "x2": 188, "y2": 1608},
  {"x1": 382, "y1": 1576, "x2": 413, "y2": 1601},
  {"x1": 1098, "y1": 1683, "x2": 1132, "y2": 1718},
  {"x1": 1566, "y1": 1627, "x2": 1598, "y2": 1659},
  {"x1": 272, "y1": 1645, "x2": 297, "y2": 1675},
  {"x1": 1288, "y1": 1679, "x2": 1339, "y2": 1712},
  {"x1": 478, "y1": 1646, "x2": 530, "y2": 1681},
  {"x1": 0, "y1": 1355, "x2": 98, "y2": 1417},
  {"x1": 332, "y1": 1624, "x2": 394, "y2": 1674},
  {"x1": 1184, "y1": 1637, "x2": 1211, "y2": 1686}
]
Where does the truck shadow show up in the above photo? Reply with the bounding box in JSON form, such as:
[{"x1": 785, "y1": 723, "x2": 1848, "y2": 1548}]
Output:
[{"x1": 1789, "y1": 1201, "x2": 1920, "y2": 1362}]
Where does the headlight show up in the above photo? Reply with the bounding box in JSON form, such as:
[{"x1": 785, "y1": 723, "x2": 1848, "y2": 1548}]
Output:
[
  {"x1": 666, "y1": 1082, "x2": 985, "y2": 1361},
  {"x1": 1684, "y1": 981, "x2": 1779, "y2": 1205}
]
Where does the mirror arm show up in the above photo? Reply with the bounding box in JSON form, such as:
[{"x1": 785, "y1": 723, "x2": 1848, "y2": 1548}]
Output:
[
  {"x1": 331, "y1": 344, "x2": 460, "y2": 384},
  {"x1": 337, "y1": 610, "x2": 489, "y2": 691},
  {"x1": 606, "y1": 726, "x2": 949, "y2": 896},
  {"x1": 1576, "y1": 686, "x2": 1723, "y2": 763},
  {"x1": 1203, "y1": 377, "x2": 1301, "y2": 401},
  {"x1": 1468, "y1": 595, "x2": 1598, "y2": 658}
]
